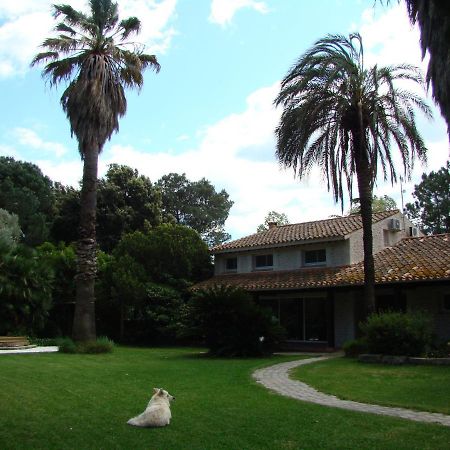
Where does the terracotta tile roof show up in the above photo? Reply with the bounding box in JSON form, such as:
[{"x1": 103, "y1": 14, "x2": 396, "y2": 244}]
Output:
[
  {"x1": 212, "y1": 210, "x2": 399, "y2": 253},
  {"x1": 195, "y1": 234, "x2": 450, "y2": 291}
]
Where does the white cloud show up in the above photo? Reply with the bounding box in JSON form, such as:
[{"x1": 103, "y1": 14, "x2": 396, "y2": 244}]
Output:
[
  {"x1": 0, "y1": 144, "x2": 19, "y2": 159},
  {"x1": 0, "y1": 0, "x2": 177, "y2": 77},
  {"x1": 118, "y1": 0, "x2": 177, "y2": 54},
  {"x1": 35, "y1": 159, "x2": 84, "y2": 188},
  {"x1": 14, "y1": 128, "x2": 68, "y2": 158},
  {"x1": 209, "y1": 0, "x2": 268, "y2": 27},
  {"x1": 359, "y1": 5, "x2": 425, "y2": 69},
  {"x1": 100, "y1": 82, "x2": 343, "y2": 238}
]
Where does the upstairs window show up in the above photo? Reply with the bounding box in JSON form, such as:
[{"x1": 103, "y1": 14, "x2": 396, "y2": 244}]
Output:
[
  {"x1": 255, "y1": 254, "x2": 273, "y2": 269},
  {"x1": 225, "y1": 257, "x2": 237, "y2": 271},
  {"x1": 304, "y1": 249, "x2": 326, "y2": 266}
]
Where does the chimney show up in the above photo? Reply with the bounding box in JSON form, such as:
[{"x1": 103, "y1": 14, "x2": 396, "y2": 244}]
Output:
[{"x1": 268, "y1": 221, "x2": 278, "y2": 230}]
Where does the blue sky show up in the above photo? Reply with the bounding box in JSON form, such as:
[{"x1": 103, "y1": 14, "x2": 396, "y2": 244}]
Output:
[{"x1": 0, "y1": 0, "x2": 448, "y2": 239}]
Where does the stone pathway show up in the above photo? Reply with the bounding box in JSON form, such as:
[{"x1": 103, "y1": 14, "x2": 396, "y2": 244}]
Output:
[
  {"x1": 253, "y1": 356, "x2": 450, "y2": 427},
  {"x1": 0, "y1": 346, "x2": 58, "y2": 355}
]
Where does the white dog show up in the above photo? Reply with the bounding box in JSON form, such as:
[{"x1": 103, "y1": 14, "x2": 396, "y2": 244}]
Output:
[{"x1": 127, "y1": 388, "x2": 175, "y2": 427}]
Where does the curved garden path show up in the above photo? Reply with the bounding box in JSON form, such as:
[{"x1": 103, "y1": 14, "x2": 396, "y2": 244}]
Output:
[{"x1": 252, "y1": 356, "x2": 450, "y2": 427}]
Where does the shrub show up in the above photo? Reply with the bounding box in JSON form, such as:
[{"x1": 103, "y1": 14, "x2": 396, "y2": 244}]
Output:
[
  {"x1": 342, "y1": 338, "x2": 368, "y2": 357},
  {"x1": 186, "y1": 285, "x2": 285, "y2": 357},
  {"x1": 57, "y1": 337, "x2": 77, "y2": 353},
  {"x1": 56, "y1": 336, "x2": 114, "y2": 354},
  {"x1": 77, "y1": 337, "x2": 115, "y2": 354},
  {"x1": 360, "y1": 311, "x2": 433, "y2": 357}
]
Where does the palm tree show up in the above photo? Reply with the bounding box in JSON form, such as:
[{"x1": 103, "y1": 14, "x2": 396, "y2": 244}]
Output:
[
  {"x1": 275, "y1": 33, "x2": 431, "y2": 315},
  {"x1": 32, "y1": 0, "x2": 160, "y2": 341},
  {"x1": 382, "y1": 1, "x2": 450, "y2": 137}
]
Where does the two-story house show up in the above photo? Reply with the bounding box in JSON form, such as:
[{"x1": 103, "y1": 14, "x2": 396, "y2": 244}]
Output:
[{"x1": 194, "y1": 210, "x2": 450, "y2": 350}]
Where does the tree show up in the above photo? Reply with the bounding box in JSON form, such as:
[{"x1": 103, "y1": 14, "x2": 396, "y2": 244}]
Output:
[
  {"x1": 257, "y1": 211, "x2": 290, "y2": 232},
  {"x1": 393, "y1": 1, "x2": 450, "y2": 137},
  {"x1": 157, "y1": 173, "x2": 233, "y2": 246},
  {"x1": 50, "y1": 165, "x2": 162, "y2": 251},
  {"x1": 50, "y1": 183, "x2": 80, "y2": 245},
  {"x1": 0, "y1": 244, "x2": 54, "y2": 336},
  {"x1": 348, "y1": 195, "x2": 397, "y2": 214},
  {"x1": 110, "y1": 224, "x2": 212, "y2": 342},
  {"x1": 32, "y1": 0, "x2": 160, "y2": 341},
  {"x1": 0, "y1": 209, "x2": 22, "y2": 250},
  {"x1": 275, "y1": 33, "x2": 430, "y2": 315},
  {"x1": 96, "y1": 164, "x2": 162, "y2": 251},
  {"x1": 405, "y1": 162, "x2": 450, "y2": 234},
  {"x1": 0, "y1": 157, "x2": 55, "y2": 246}
]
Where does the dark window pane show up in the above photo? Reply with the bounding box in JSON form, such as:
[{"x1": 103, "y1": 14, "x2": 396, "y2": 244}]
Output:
[
  {"x1": 305, "y1": 249, "x2": 326, "y2": 264},
  {"x1": 226, "y1": 257, "x2": 237, "y2": 270},
  {"x1": 255, "y1": 254, "x2": 273, "y2": 267}
]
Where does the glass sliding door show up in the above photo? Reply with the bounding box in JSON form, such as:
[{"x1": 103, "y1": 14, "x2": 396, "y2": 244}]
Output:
[
  {"x1": 263, "y1": 296, "x2": 328, "y2": 342},
  {"x1": 304, "y1": 298, "x2": 327, "y2": 341}
]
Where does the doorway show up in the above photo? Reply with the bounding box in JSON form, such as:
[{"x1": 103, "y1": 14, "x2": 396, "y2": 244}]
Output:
[{"x1": 260, "y1": 296, "x2": 329, "y2": 342}]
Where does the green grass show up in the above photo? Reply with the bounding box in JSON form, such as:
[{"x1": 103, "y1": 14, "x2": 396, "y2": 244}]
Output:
[
  {"x1": 292, "y1": 357, "x2": 450, "y2": 414},
  {"x1": 0, "y1": 347, "x2": 449, "y2": 450}
]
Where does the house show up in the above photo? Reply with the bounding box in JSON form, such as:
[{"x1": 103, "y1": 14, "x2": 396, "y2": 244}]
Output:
[{"x1": 194, "y1": 210, "x2": 450, "y2": 350}]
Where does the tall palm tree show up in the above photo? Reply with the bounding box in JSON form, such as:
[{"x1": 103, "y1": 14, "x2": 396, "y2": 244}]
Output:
[
  {"x1": 382, "y1": 1, "x2": 450, "y2": 137},
  {"x1": 32, "y1": 0, "x2": 160, "y2": 341},
  {"x1": 275, "y1": 33, "x2": 431, "y2": 315},
  {"x1": 403, "y1": 1, "x2": 450, "y2": 138}
]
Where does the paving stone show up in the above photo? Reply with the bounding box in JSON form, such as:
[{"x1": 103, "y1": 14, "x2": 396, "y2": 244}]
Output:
[{"x1": 252, "y1": 356, "x2": 450, "y2": 427}]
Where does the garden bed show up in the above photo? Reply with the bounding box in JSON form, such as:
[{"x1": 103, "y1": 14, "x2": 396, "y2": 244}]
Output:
[{"x1": 359, "y1": 354, "x2": 450, "y2": 366}]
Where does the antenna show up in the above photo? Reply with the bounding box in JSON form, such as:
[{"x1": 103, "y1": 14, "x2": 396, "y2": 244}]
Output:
[{"x1": 400, "y1": 176, "x2": 406, "y2": 232}]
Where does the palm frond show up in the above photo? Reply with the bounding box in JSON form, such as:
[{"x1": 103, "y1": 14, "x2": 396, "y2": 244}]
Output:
[{"x1": 119, "y1": 17, "x2": 141, "y2": 40}]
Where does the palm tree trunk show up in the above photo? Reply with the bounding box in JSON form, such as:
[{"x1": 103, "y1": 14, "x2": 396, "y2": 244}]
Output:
[
  {"x1": 353, "y1": 109, "x2": 376, "y2": 318},
  {"x1": 356, "y1": 164, "x2": 376, "y2": 316},
  {"x1": 72, "y1": 145, "x2": 98, "y2": 342}
]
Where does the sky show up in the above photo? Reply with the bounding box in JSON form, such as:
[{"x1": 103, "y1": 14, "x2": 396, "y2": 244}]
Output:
[{"x1": 0, "y1": 0, "x2": 448, "y2": 240}]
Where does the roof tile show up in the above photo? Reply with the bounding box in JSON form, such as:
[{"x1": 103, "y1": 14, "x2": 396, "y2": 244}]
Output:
[
  {"x1": 195, "y1": 234, "x2": 450, "y2": 291},
  {"x1": 212, "y1": 210, "x2": 399, "y2": 253}
]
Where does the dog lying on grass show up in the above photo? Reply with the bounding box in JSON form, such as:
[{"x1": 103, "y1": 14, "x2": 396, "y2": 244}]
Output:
[{"x1": 127, "y1": 388, "x2": 175, "y2": 427}]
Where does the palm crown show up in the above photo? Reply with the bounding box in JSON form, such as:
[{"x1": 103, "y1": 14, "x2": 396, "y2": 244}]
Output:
[
  {"x1": 31, "y1": 0, "x2": 160, "y2": 156},
  {"x1": 275, "y1": 33, "x2": 431, "y2": 207}
]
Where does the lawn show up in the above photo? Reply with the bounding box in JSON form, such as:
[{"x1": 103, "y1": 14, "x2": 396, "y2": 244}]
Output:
[
  {"x1": 0, "y1": 347, "x2": 449, "y2": 450},
  {"x1": 292, "y1": 357, "x2": 450, "y2": 415}
]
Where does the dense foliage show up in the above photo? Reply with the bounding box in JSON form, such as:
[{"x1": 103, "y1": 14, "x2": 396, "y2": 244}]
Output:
[
  {"x1": 360, "y1": 311, "x2": 433, "y2": 356},
  {"x1": 157, "y1": 173, "x2": 233, "y2": 246},
  {"x1": 0, "y1": 209, "x2": 22, "y2": 249},
  {"x1": 0, "y1": 156, "x2": 229, "y2": 342},
  {"x1": 0, "y1": 157, "x2": 55, "y2": 246},
  {"x1": 95, "y1": 224, "x2": 213, "y2": 343},
  {"x1": 186, "y1": 286, "x2": 285, "y2": 356},
  {"x1": 96, "y1": 164, "x2": 162, "y2": 251},
  {"x1": 0, "y1": 244, "x2": 54, "y2": 335},
  {"x1": 405, "y1": 162, "x2": 450, "y2": 234}
]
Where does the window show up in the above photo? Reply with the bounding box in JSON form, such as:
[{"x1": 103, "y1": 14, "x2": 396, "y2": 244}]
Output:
[
  {"x1": 304, "y1": 249, "x2": 326, "y2": 266},
  {"x1": 225, "y1": 257, "x2": 237, "y2": 271},
  {"x1": 255, "y1": 254, "x2": 273, "y2": 269}
]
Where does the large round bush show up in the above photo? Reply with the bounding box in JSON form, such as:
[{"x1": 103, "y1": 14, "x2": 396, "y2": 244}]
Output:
[
  {"x1": 360, "y1": 311, "x2": 433, "y2": 356},
  {"x1": 187, "y1": 285, "x2": 285, "y2": 357}
]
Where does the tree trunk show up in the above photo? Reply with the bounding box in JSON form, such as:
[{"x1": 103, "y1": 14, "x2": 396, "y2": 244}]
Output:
[
  {"x1": 355, "y1": 161, "x2": 376, "y2": 317},
  {"x1": 72, "y1": 145, "x2": 98, "y2": 342},
  {"x1": 353, "y1": 104, "x2": 376, "y2": 318}
]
